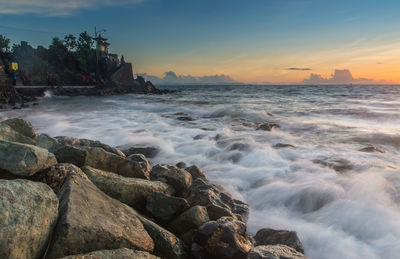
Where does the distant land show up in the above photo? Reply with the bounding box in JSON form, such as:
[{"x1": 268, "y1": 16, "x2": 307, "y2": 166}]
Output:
[{"x1": 140, "y1": 71, "x2": 241, "y2": 85}]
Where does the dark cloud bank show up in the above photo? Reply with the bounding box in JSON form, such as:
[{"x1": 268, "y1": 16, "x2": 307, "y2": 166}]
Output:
[
  {"x1": 141, "y1": 71, "x2": 239, "y2": 85},
  {"x1": 302, "y1": 69, "x2": 374, "y2": 84}
]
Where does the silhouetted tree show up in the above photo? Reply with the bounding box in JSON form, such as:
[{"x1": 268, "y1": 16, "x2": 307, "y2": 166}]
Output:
[
  {"x1": 0, "y1": 35, "x2": 10, "y2": 54},
  {"x1": 64, "y1": 34, "x2": 77, "y2": 51}
]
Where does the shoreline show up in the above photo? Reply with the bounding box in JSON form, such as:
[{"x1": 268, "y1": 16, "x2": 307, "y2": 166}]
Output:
[{"x1": 0, "y1": 118, "x2": 307, "y2": 259}]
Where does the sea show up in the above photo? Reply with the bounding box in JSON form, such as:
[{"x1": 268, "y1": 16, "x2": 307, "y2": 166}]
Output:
[{"x1": 2, "y1": 84, "x2": 400, "y2": 259}]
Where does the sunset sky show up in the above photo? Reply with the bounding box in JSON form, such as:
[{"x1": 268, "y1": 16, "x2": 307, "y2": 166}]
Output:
[{"x1": 0, "y1": 0, "x2": 399, "y2": 83}]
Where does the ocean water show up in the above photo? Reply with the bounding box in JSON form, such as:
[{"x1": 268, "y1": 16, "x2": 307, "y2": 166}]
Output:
[{"x1": 2, "y1": 84, "x2": 400, "y2": 259}]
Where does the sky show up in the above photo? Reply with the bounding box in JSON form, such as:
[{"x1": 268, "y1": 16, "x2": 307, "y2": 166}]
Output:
[{"x1": 0, "y1": 0, "x2": 399, "y2": 84}]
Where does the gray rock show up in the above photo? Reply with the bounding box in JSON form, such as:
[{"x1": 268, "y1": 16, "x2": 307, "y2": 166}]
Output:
[
  {"x1": 185, "y1": 165, "x2": 208, "y2": 182},
  {"x1": 254, "y1": 228, "x2": 304, "y2": 254},
  {"x1": 30, "y1": 163, "x2": 89, "y2": 194},
  {"x1": 151, "y1": 164, "x2": 192, "y2": 194},
  {"x1": 176, "y1": 161, "x2": 188, "y2": 169},
  {"x1": 0, "y1": 123, "x2": 36, "y2": 145},
  {"x1": 79, "y1": 138, "x2": 125, "y2": 157},
  {"x1": 82, "y1": 166, "x2": 174, "y2": 207},
  {"x1": 273, "y1": 143, "x2": 295, "y2": 149},
  {"x1": 0, "y1": 179, "x2": 58, "y2": 259},
  {"x1": 136, "y1": 214, "x2": 187, "y2": 259},
  {"x1": 146, "y1": 192, "x2": 190, "y2": 221},
  {"x1": 120, "y1": 145, "x2": 159, "y2": 158},
  {"x1": 247, "y1": 245, "x2": 307, "y2": 259},
  {"x1": 0, "y1": 118, "x2": 37, "y2": 140},
  {"x1": 55, "y1": 136, "x2": 80, "y2": 146},
  {"x1": 58, "y1": 248, "x2": 160, "y2": 259},
  {"x1": 195, "y1": 217, "x2": 253, "y2": 259},
  {"x1": 359, "y1": 145, "x2": 384, "y2": 153},
  {"x1": 35, "y1": 133, "x2": 60, "y2": 152},
  {"x1": 47, "y1": 174, "x2": 154, "y2": 258},
  {"x1": 169, "y1": 205, "x2": 210, "y2": 235},
  {"x1": 185, "y1": 179, "x2": 249, "y2": 222},
  {"x1": 0, "y1": 140, "x2": 57, "y2": 176},
  {"x1": 54, "y1": 145, "x2": 88, "y2": 167},
  {"x1": 256, "y1": 123, "x2": 280, "y2": 131}
]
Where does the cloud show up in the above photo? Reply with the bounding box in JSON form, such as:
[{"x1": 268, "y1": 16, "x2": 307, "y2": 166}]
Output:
[
  {"x1": 0, "y1": 0, "x2": 144, "y2": 16},
  {"x1": 140, "y1": 71, "x2": 240, "y2": 85},
  {"x1": 286, "y1": 67, "x2": 312, "y2": 71},
  {"x1": 302, "y1": 69, "x2": 374, "y2": 84}
]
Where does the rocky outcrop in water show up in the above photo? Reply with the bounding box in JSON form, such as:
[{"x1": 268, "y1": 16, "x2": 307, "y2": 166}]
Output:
[{"x1": 0, "y1": 118, "x2": 307, "y2": 259}]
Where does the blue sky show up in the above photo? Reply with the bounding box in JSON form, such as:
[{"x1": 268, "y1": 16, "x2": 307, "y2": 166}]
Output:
[{"x1": 1, "y1": 0, "x2": 399, "y2": 83}]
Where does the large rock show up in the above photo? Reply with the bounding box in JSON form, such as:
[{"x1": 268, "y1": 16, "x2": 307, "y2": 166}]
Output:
[
  {"x1": 55, "y1": 136, "x2": 125, "y2": 157},
  {"x1": 120, "y1": 145, "x2": 159, "y2": 158},
  {"x1": 0, "y1": 140, "x2": 57, "y2": 176},
  {"x1": 0, "y1": 123, "x2": 36, "y2": 145},
  {"x1": 136, "y1": 214, "x2": 187, "y2": 259},
  {"x1": 35, "y1": 133, "x2": 60, "y2": 152},
  {"x1": 47, "y1": 174, "x2": 154, "y2": 258},
  {"x1": 247, "y1": 245, "x2": 307, "y2": 259},
  {"x1": 195, "y1": 217, "x2": 253, "y2": 259},
  {"x1": 0, "y1": 179, "x2": 58, "y2": 259},
  {"x1": 82, "y1": 166, "x2": 174, "y2": 207},
  {"x1": 146, "y1": 192, "x2": 190, "y2": 221},
  {"x1": 54, "y1": 145, "x2": 87, "y2": 167},
  {"x1": 30, "y1": 163, "x2": 89, "y2": 194},
  {"x1": 254, "y1": 228, "x2": 304, "y2": 254},
  {"x1": 185, "y1": 165, "x2": 208, "y2": 182},
  {"x1": 150, "y1": 164, "x2": 192, "y2": 194},
  {"x1": 169, "y1": 205, "x2": 210, "y2": 235},
  {"x1": 58, "y1": 248, "x2": 160, "y2": 259},
  {"x1": 185, "y1": 179, "x2": 249, "y2": 222},
  {"x1": 0, "y1": 118, "x2": 37, "y2": 139}
]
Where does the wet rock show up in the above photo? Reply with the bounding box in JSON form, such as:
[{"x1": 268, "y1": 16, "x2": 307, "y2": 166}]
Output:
[
  {"x1": 195, "y1": 217, "x2": 253, "y2": 259},
  {"x1": 169, "y1": 205, "x2": 210, "y2": 235},
  {"x1": 58, "y1": 248, "x2": 160, "y2": 259},
  {"x1": 47, "y1": 174, "x2": 154, "y2": 258},
  {"x1": 54, "y1": 145, "x2": 88, "y2": 167},
  {"x1": 229, "y1": 143, "x2": 251, "y2": 151},
  {"x1": 0, "y1": 140, "x2": 57, "y2": 177},
  {"x1": 79, "y1": 138, "x2": 125, "y2": 157},
  {"x1": 136, "y1": 214, "x2": 187, "y2": 259},
  {"x1": 55, "y1": 136, "x2": 80, "y2": 146},
  {"x1": 35, "y1": 133, "x2": 60, "y2": 152},
  {"x1": 146, "y1": 192, "x2": 190, "y2": 221},
  {"x1": 185, "y1": 165, "x2": 208, "y2": 182},
  {"x1": 30, "y1": 163, "x2": 89, "y2": 194},
  {"x1": 126, "y1": 154, "x2": 151, "y2": 172},
  {"x1": 247, "y1": 245, "x2": 307, "y2": 259},
  {"x1": 151, "y1": 164, "x2": 192, "y2": 194},
  {"x1": 359, "y1": 145, "x2": 384, "y2": 153},
  {"x1": 0, "y1": 179, "x2": 58, "y2": 259},
  {"x1": 256, "y1": 123, "x2": 280, "y2": 131},
  {"x1": 177, "y1": 116, "x2": 194, "y2": 121},
  {"x1": 186, "y1": 179, "x2": 250, "y2": 221},
  {"x1": 194, "y1": 134, "x2": 206, "y2": 140},
  {"x1": 0, "y1": 118, "x2": 37, "y2": 140},
  {"x1": 313, "y1": 157, "x2": 353, "y2": 173},
  {"x1": 176, "y1": 161, "x2": 188, "y2": 169},
  {"x1": 120, "y1": 145, "x2": 159, "y2": 158},
  {"x1": 82, "y1": 166, "x2": 173, "y2": 208},
  {"x1": 254, "y1": 228, "x2": 304, "y2": 254},
  {"x1": 273, "y1": 143, "x2": 295, "y2": 149},
  {"x1": 0, "y1": 124, "x2": 36, "y2": 145}
]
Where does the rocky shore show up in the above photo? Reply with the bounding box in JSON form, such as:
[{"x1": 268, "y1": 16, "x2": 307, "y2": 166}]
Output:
[{"x1": 0, "y1": 118, "x2": 308, "y2": 259}]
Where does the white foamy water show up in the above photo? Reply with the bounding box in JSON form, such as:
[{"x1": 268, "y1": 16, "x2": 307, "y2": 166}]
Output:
[{"x1": 2, "y1": 84, "x2": 400, "y2": 259}]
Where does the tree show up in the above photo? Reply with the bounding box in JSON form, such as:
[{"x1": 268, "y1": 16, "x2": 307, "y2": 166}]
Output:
[
  {"x1": 0, "y1": 34, "x2": 11, "y2": 53},
  {"x1": 121, "y1": 55, "x2": 125, "y2": 64},
  {"x1": 77, "y1": 31, "x2": 93, "y2": 54},
  {"x1": 64, "y1": 34, "x2": 77, "y2": 51}
]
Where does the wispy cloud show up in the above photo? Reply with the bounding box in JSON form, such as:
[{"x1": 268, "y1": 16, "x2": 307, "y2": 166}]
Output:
[
  {"x1": 0, "y1": 0, "x2": 145, "y2": 16},
  {"x1": 286, "y1": 67, "x2": 312, "y2": 71}
]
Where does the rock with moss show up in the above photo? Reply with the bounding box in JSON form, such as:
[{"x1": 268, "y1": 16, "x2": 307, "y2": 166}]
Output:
[
  {"x1": 150, "y1": 164, "x2": 192, "y2": 194},
  {"x1": 194, "y1": 217, "x2": 253, "y2": 259},
  {"x1": 47, "y1": 174, "x2": 154, "y2": 258},
  {"x1": 0, "y1": 118, "x2": 37, "y2": 140},
  {"x1": 254, "y1": 228, "x2": 304, "y2": 254},
  {"x1": 247, "y1": 245, "x2": 307, "y2": 259},
  {"x1": 169, "y1": 205, "x2": 210, "y2": 236},
  {"x1": 82, "y1": 166, "x2": 174, "y2": 207},
  {"x1": 35, "y1": 133, "x2": 60, "y2": 152},
  {"x1": 57, "y1": 248, "x2": 160, "y2": 259},
  {"x1": 0, "y1": 124, "x2": 36, "y2": 145},
  {"x1": 0, "y1": 179, "x2": 58, "y2": 259},
  {"x1": 0, "y1": 140, "x2": 57, "y2": 177},
  {"x1": 146, "y1": 192, "x2": 190, "y2": 222}
]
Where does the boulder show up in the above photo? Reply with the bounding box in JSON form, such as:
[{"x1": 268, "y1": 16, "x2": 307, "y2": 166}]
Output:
[
  {"x1": 47, "y1": 175, "x2": 154, "y2": 258},
  {"x1": 254, "y1": 228, "x2": 304, "y2": 254},
  {"x1": 185, "y1": 165, "x2": 208, "y2": 182},
  {"x1": 150, "y1": 164, "x2": 192, "y2": 194},
  {"x1": 58, "y1": 248, "x2": 160, "y2": 259},
  {"x1": 0, "y1": 179, "x2": 58, "y2": 259},
  {"x1": 55, "y1": 136, "x2": 125, "y2": 157},
  {"x1": 169, "y1": 205, "x2": 210, "y2": 235},
  {"x1": 195, "y1": 217, "x2": 253, "y2": 259},
  {"x1": 185, "y1": 179, "x2": 249, "y2": 222},
  {"x1": 256, "y1": 123, "x2": 280, "y2": 131},
  {"x1": 136, "y1": 214, "x2": 187, "y2": 259},
  {"x1": 54, "y1": 145, "x2": 87, "y2": 167},
  {"x1": 0, "y1": 118, "x2": 37, "y2": 139},
  {"x1": 176, "y1": 161, "x2": 188, "y2": 169},
  {"x1": 35, "y1": 133, "x2": 60, "y2": 152},
  {"x1": 0, "y1": 140, "x2": 57, "y2": 177},
  {"x1": 273, "y1": 143, "x2": 295, "y2": 149},
  {"x1": 146, "y1": 192, "x2": 190, "y2": 221},
  {"x1": 120, "y1": 145, "x2": 159, "y2": 158},
  {"x1": 82, "y1": 166, "x2": 174, "y2": 207},
  {"x1": 0, "y1": 123, "x2": 36, "y2": 145},
  {"x1": 55, "y1": 136, "x2": 80, "y2": 146},
  {"x1": 247, "y1": 245, "x2": 307, "y2": 259},
  {"x1": 30, "y1": 163, "x2": 89, "y2": 194}
]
